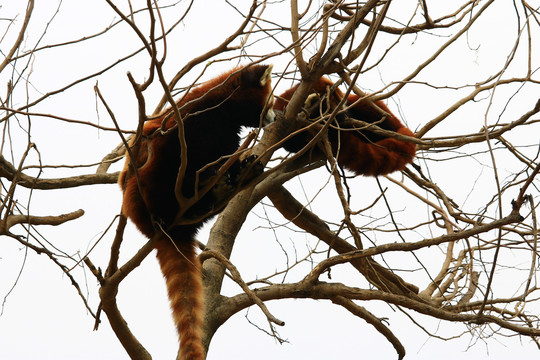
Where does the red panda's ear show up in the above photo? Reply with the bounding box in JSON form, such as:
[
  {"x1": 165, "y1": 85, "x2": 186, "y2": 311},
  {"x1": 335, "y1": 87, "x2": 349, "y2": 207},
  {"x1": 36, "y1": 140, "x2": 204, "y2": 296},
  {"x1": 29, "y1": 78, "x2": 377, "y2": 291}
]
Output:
[
  {"x1": 259, "y1": 64, "x2": 273, "y2": 86},
  {"x1": 240, "y1": 64, "x2": 273, "y2": 88}
]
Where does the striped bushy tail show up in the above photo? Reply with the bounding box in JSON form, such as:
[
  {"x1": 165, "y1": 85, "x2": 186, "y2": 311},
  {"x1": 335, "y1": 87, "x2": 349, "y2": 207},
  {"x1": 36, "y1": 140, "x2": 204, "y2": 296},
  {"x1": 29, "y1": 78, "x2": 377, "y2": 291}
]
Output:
[
  {"x1": 336, "y1": 96, "x2": 416, "y2": 176},
  {"x1": 337, "y1": 126, "x2": 416, "y2": 176},
  {"x1": 154, "y1": 233, "x2": 205, "y2": 360}
]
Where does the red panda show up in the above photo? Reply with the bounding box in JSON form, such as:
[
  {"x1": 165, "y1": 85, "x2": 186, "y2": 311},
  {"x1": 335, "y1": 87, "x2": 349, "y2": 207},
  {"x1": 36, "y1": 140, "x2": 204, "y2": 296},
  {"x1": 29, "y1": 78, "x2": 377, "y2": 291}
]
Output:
[
  {"x1": 274, "y1": 77, "x2": 416, "y2": 176},
  {"x1": 118, "y1": 65, "x2": 274, "y2": 360}
]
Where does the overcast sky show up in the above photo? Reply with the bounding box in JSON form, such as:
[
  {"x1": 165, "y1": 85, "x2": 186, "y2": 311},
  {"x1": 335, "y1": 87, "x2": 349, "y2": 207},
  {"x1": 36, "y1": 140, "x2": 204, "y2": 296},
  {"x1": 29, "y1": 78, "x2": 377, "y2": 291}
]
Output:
[{"x1": 1, "y1": 1, "x2": 539, "y2": 359}]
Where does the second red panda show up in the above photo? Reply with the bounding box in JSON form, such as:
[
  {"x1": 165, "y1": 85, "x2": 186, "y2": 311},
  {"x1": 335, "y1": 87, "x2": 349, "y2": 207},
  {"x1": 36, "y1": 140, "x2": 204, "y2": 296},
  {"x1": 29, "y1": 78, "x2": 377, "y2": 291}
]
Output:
[{"x1": 274, "y1": 77, "x2": 416, "y2": 176}]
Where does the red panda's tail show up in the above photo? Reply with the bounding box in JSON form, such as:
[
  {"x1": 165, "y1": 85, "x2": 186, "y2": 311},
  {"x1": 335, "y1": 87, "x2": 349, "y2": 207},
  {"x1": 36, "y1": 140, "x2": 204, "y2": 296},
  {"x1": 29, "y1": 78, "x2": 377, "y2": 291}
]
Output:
[
  {"x1": 337, "y1": 97, "x2": 416, "y2": 176},
  {"x1": 337, "y1": 126, "x2": 416, "y2": 176},
  {"x1": 154, "y1": 235, "x2": 205, "y2": 360}
]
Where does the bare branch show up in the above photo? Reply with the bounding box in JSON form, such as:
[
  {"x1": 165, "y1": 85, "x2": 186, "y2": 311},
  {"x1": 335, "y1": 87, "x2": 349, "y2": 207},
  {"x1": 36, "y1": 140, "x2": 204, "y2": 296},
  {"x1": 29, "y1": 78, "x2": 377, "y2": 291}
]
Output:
[
  {"x1": 332, "y1": 295, "x2": 406, "y2": 360},
  {"x1": 0, "y1": 1, "x2": 34, "y2": 73},
  {"x1": 4, "y1": 209, "x2": 84, "y2": 231}
]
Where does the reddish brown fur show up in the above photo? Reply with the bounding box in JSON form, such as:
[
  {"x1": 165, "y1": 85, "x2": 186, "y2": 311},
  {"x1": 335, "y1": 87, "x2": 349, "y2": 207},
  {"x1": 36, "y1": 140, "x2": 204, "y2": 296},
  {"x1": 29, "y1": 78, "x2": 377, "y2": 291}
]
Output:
[
  {"x1": 155, "y1": 234, "x2": 204, "y2": 360},
  {"x1": 337, "y1": 94, "x2": 416, "y2": 176},
  {"x1": 119, "y1": 66, "x2": 274, "y2": 237},
  {"x1": 119, "y1": 65, "x2": 274, "y2": 360},
  {"x1": 275, "y1": 78, "x2": 416, "y2": 176}
]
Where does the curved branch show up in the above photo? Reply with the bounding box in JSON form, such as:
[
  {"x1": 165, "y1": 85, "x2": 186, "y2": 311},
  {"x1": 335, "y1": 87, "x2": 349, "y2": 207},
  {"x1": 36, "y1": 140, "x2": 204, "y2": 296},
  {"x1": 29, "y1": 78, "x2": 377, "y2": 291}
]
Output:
[
  {"x1": 4, "y1": 209, "x2": 84, "y2": 231},
  {"x1": 332, "y1": 295, "x2": 406, "y2": 360},
  {"x1": 0, "y1": 0, "x2": 34, "y2": 73}
]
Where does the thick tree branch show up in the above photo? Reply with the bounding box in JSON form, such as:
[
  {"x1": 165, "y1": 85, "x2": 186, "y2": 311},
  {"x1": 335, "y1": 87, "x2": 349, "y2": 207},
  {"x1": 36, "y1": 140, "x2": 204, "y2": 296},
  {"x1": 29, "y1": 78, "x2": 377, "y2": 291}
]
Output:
[{"x1": 0, "y1": 155, "x2": 118, "y2": 189}]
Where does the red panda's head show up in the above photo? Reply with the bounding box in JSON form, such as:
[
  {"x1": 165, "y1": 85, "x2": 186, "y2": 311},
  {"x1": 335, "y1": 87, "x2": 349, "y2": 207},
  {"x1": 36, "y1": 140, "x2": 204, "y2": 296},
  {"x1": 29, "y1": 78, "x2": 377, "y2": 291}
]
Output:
[
  {"x1": 172, "y1": 64, "x2": 275, "y2": 129},
  {"x1": 234, "y1": 64, "x2": 275, "y2": 126}
]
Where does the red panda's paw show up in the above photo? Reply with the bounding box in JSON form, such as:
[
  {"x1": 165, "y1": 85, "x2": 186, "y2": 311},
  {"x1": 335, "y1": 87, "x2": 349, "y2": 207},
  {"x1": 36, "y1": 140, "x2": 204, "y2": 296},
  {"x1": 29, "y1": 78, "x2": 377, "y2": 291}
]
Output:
[{"x1": 221, "y1": 154, "x2": 264, "y2": 190}]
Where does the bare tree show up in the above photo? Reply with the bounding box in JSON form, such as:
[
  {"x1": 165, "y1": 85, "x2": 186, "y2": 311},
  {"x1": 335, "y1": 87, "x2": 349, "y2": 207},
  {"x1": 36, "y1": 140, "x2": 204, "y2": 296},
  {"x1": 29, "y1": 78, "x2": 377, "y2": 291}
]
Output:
[{"x1": 1, "y1": 1, "x2": 539, "y2": 359}]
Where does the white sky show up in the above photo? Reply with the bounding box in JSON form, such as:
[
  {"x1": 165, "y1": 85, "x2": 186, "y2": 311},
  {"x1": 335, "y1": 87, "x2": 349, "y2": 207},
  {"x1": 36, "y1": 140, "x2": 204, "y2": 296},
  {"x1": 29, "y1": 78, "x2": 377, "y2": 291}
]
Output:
[{"x1": 0, "y1": 1, "x2": 539, "y2": 359}]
